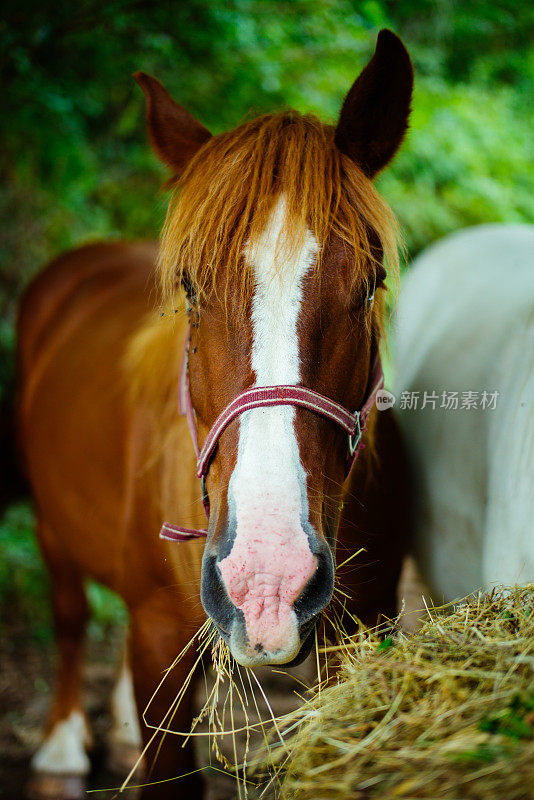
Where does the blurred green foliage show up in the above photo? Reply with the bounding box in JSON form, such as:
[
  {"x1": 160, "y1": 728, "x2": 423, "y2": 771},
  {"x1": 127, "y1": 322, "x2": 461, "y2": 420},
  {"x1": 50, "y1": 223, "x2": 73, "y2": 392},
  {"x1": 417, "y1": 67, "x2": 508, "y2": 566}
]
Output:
[
  {"x1": 0, "y1": 502, "x2": 128, "y2": 641},
  {"x1": 0, "y1": 503, "x2": 50, "y2": 640},
  {"x1": 1, "y1": 0, "x2": 533, "y2": 634}
]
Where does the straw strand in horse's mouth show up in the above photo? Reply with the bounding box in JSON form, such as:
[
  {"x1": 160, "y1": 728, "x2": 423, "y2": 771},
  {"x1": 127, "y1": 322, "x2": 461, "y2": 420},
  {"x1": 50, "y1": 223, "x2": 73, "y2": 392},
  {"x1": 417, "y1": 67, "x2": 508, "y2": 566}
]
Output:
[
  {"x1": 126, "y1": 613, "x2": 328, "y2": 797},
  {"x1": 110, "y1": 576, "x2": 355, "y2": 798}
]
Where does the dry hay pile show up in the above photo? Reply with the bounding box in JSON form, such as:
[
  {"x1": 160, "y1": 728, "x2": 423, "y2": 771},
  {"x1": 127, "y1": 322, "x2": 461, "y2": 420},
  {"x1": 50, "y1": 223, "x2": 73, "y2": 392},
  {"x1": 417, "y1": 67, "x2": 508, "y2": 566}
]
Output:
[{"x1": 272, "y1": 585, "x2": 534, "y2": 800}]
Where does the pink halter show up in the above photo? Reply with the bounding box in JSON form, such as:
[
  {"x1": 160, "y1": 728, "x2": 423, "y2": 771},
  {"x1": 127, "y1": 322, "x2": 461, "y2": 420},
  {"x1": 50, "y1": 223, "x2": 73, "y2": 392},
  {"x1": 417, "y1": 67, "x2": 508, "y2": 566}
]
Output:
[{"x1": 159, "y1": 329, "x2": 384, "y2": 542}]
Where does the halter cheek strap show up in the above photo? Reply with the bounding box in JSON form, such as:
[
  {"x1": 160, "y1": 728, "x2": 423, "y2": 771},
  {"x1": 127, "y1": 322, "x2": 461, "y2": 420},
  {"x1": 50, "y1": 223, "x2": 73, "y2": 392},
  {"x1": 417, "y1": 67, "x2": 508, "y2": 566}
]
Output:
[{"x1": 159, "y1": 328, "x2": 384, "y2": 542}]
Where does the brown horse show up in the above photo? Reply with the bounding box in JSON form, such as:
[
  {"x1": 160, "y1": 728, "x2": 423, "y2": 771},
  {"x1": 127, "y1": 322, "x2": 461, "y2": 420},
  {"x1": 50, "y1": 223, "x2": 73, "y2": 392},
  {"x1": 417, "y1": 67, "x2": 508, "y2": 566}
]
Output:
[{"x1": 17, "y1": 29, "x2": 412, "y2": 799}]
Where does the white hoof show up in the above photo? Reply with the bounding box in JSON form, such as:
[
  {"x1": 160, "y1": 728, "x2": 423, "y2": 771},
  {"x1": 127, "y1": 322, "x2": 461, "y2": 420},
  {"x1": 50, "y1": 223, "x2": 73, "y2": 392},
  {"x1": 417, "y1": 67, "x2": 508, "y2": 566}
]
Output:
[{"x1": 31, "y1": 710, "x2": 91, "y2": 775}]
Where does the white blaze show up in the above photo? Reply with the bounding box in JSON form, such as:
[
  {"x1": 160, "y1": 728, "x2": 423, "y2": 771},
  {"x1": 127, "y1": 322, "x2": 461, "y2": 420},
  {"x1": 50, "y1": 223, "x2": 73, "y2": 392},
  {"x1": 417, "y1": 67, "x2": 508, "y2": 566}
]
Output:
[
  {"x1": 218, "y1": 196, "x2": 318, "y2": 662},
  {"x1": 238, "y1": 195, "x2": 316, "y2": 521}
]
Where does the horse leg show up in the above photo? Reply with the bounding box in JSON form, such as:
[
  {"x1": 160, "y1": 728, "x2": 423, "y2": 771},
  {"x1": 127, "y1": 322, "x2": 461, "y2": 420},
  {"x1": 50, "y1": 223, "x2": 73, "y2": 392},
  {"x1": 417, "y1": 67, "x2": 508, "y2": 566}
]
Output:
[
  {"x1": 129, "y1": 593, "x2": 203, "y2": 800},
  {"x1": 107, "y1": 637, "x2": 143, "y2": 777},
  {"x1": 28, "y1": 521, "x2": 91, "y2": 800}
]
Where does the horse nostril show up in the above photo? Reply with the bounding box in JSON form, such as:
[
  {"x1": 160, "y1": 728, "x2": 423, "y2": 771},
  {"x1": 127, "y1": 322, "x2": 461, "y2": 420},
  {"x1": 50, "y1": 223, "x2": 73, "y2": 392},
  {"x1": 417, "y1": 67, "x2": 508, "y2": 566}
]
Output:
[
  {"x1": 200, "y1": 551, "x2": 235, "y2": 636},
  {"x1": 294, "y1": 544, "x2": 335, "y2": 624}
]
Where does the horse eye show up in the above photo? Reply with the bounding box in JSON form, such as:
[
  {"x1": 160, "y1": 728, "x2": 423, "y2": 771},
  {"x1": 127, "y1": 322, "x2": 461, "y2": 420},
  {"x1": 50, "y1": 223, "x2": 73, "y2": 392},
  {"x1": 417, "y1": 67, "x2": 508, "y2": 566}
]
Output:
[
  {"x1": 366, "y1": 278, "x2": 386, "y2": 308},
  {"x1": 181, "y1": 273, "x2": 197, "y2": 305},
  {"x1": 349, "y1": 278, "x2": 384, "y2": 314},
  {"x1": 368, "y1": 265, "x2": 386, "y2": 306}
]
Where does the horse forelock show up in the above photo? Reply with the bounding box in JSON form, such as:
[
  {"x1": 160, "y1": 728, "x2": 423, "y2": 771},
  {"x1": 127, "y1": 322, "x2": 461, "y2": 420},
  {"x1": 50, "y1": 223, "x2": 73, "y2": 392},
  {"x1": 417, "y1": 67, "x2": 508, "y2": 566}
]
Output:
[{"x1": 157, "y1": 110, "x2": 400, "y2": 325}]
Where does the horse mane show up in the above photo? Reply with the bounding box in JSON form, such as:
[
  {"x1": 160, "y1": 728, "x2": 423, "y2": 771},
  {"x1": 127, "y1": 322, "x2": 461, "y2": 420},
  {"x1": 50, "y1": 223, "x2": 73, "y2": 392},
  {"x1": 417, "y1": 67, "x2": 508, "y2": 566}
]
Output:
[
  {"x1": 157, "y1": 110, "x2": 400, "y2": 319},
  {"x1": 123, "y1": 309, "x2": 186, "y2": 469},
  {"x1": 124, "y1": 311, "x2": 182, "y2": 404}
]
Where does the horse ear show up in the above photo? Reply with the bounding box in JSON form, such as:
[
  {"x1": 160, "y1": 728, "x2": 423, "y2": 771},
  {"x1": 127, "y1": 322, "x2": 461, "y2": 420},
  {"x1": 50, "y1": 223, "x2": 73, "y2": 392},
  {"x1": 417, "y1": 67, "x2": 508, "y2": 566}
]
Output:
[
  {"x1": 334, "y1": 30, "x2": 413, "y2": 178},
  {"x1": 134, "y1": 72, "x2": 212, "y2": 173}
]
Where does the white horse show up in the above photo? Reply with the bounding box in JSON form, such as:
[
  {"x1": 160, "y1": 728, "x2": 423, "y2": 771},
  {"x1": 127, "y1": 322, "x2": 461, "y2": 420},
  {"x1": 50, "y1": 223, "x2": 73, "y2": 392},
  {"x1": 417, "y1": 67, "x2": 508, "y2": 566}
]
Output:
[{"x1": 394, "y1": 224, "x2": 534, "y2": 601}]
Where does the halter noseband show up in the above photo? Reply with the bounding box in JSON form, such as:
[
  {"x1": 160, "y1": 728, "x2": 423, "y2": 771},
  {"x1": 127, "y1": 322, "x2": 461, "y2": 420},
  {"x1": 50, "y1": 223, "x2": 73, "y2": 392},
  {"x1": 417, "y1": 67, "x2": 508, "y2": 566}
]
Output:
[{"x1": 159, "y1": 328, "x2": 384, "y2": 542}]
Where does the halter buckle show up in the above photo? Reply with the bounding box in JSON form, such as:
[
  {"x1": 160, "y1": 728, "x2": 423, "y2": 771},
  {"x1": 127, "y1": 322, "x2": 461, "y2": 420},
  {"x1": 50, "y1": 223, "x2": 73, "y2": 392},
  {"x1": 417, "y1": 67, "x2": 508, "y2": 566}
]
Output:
[{"x1": 348, "y1": 412, "x2": 362, "y2": 457}]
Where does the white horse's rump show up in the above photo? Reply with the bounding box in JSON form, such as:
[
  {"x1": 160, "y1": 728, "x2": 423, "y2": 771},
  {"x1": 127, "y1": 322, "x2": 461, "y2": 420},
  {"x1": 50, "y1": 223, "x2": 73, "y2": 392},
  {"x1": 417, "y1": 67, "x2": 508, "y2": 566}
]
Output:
[{"x1": 395, "y1": 224, "x2": 534, "y2": 601}]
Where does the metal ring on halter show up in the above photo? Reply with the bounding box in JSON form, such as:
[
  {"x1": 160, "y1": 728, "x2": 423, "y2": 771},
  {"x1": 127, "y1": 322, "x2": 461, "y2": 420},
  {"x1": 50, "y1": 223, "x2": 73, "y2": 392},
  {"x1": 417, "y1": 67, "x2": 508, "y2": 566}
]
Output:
[{"x1": 348, "y1": 412, "x2": 362, "y2": 456}]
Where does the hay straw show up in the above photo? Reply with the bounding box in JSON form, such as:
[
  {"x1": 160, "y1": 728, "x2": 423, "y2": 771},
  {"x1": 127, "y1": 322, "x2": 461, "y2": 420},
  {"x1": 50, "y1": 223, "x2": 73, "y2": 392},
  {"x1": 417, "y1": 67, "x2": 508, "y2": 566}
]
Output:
[
  {"x1": 111, "y1": 582, "x2": 533, "y2": 800},
  {"x1": 263, "y1": 585, "x2": 534, "y2": 800},
  {"x1": 112, "y1": 616, "x2": 309, "y2": 798}
]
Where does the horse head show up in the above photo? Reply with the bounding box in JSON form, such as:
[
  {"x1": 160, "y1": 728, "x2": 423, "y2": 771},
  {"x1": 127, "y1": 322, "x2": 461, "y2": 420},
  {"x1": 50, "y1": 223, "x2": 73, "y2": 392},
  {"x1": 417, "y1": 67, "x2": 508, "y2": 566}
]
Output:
[{"x1": 135, "y1": 30, "x2": 413, "y2": 666}]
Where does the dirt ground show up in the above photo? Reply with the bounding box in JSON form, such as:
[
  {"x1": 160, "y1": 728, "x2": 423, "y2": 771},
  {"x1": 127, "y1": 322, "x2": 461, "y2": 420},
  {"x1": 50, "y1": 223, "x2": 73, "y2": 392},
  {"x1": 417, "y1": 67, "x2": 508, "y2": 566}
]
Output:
[{"x1": 0, "y1": 560, "x2": 426, "y2": 800}]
